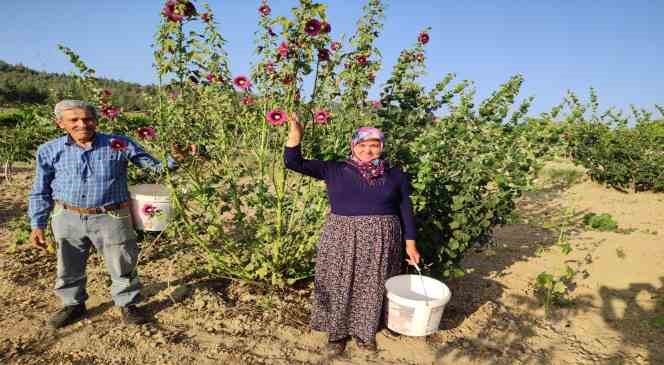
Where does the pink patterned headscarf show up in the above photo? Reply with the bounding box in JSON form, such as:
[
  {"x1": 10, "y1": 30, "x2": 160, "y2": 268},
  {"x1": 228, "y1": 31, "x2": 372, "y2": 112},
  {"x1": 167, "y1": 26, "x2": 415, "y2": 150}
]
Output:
[{"x1": 347, "y1": 127, "x2": 386, "y2": 185}]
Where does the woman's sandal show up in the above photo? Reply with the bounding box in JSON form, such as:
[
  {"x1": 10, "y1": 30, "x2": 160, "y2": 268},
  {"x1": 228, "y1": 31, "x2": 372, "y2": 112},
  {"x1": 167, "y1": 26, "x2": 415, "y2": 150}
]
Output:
[
  {"x1": 326, "y1": 337, "x2": 348, "y2": 356},
  {"x1": 355, "y1": 338, "x2": 378, "y2": 352}
]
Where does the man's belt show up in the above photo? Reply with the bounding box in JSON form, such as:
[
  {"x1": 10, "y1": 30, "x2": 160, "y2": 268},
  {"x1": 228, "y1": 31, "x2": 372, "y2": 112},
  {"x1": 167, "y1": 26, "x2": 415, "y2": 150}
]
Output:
[{"x1": 56, "y1": 201, "x2": 130, "y2": 215}]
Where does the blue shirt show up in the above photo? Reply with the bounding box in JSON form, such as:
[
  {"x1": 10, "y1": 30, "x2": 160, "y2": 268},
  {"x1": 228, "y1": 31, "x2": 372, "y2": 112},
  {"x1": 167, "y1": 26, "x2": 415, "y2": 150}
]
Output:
[{"x1": 28, "y1": 133, "x2": 172, "y2": 229}]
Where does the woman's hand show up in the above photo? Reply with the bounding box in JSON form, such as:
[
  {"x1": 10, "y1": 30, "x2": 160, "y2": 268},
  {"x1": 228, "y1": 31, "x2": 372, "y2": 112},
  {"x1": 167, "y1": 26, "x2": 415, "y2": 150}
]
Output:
[
  {"x1": 405, "y1": 240, "x2": 421, "y2": 266},
  {"x1": 286, "y1": 112, "x2": 304, "y2": 147}
]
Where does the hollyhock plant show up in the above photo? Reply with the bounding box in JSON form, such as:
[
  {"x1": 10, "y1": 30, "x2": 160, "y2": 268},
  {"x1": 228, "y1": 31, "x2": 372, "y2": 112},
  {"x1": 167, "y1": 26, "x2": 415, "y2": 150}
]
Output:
[
  {"x1": 277, "y1": 42, "x2": 289, "y2": 58},
  {"x1": 304, "y1": 19, "x2": 322, "y2": 36},
  {"x1": 267, "y1": 27, "x2": 276, "y2": 37},
  {"x1": 317, "y1": 48, "x2": 330, "y2": 62},
  {"x1": 416, "y1": 53, "x2": 425, "y2": 62},
  {"x1": 233, "y1": 75, "x2": 252, "y2": 89},
  {"x1": 206, "y1": 73, "x2": 216, "y2": 82},
  {"x1": 331, "y1": 41, "x2": 341, "y2": 51},
  {"x1": 321, "y1": 21, "x2": 331, "y2": 33},
  {"x1": 110, "y1": 138, "x2": 128, "y2": 151},
  {"x1": 356, "y1": 54, "x2": 368, "y2": 66},
  {"x1": 266, "y1": 109, "x2": 287, "y2": 126},
  {"x1": 265, "y1": 62, "x2": 275, "y2": 73},
  {"x1": 201, "y1": 12, "x2": 211, "y2": 22},
  {"x1": 313, "y1": 110, "x2": 330, "y2": 125},
  {"x1": 137, "y1": 126, "x2": 157, "y2": 140},
  {"x1": 141, "y1": 203, "x2": 159, "y2": 217},
  {"x1": 258, "y1": 4, "x2": 271, "y2": 16},
  {"x1": 418, "y1": 31, "x2": 430, "y2": 44},
  {"x1": 162, "y1": 0, "x2": 197, "y2": 23}
]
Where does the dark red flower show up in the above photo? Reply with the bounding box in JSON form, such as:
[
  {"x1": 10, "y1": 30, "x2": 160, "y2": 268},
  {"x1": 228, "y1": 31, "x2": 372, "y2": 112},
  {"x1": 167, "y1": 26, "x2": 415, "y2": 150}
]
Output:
[
  {"x1": 264, "y1": 62, "x2": 275, "y2": 73},
  {"x1": 267, "y1": 27, "x2": 276, "y2": 37},
  {"x1": 368, "y1": 73, "x2": 375, "y2": 81},
  {"x1": 281, "y1": 75, "x2": 293, "y2": 85},
  {"x1": 258, "y1": 4, "x2": 271, "y2": 16},
  {"x1": 110, "y1": 138, "x2": 128, "y2": 151},
  {"x1": 331, "y1": 41, "x2": 341, "y2": 51},
  {"x1": 321, "y1": 21, "x2": 331, "y2": 33},
  {"x1": 277, "y1": 42, "x2": 289, "y2": 58},
  {"x1": 241, "y1": 96, "x2": 254, "y2": 105},
  {"x1": 314, "y1": 110, "x2": 330, "y2": 125},
  {"x1": 356, "y1": 54, "x2": 368, "y2": 66},
  {"x1": 318, "y1": 48, "x2": 330, "y2": 61},
  {"x1": 416, "y1": 53, "x2": 425, "y2": 62},
  {"x1": 162, "y1": 0, "x2": 197, "y2": 23},
  {"x1": 201, "y1": 12, "x2": 211, "y2": 22},
  {"x1": 418, "y1": 32, "x2": 430, "y2": 45},
  {"x1": 233, "y1": 75, "x2": 252, "y2": 90},
  {"x1": 305, "y1": 19, "x2": 322, "y2": 36},
  {"x1": 101, "y1": 106, "x2": 121, "y2": 120},
  {"x1": 137, "y1": 126, "x2": 157, "y2": 140},
  {"x1": 266, "y1": 109, "x2": 287, "y2": 126},
  {"x1": 206, "y1": 73, "x2": 216, "y2": 82},
  {"x1": 189, "y1": 75, "x2": 199, "y2": 84}
]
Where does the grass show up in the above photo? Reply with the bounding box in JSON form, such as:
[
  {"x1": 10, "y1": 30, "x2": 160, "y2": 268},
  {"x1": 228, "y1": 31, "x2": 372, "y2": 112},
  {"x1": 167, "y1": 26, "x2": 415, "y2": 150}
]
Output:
[{"x1": 582, "y1": 212, "x2": 619, "y2": 231}]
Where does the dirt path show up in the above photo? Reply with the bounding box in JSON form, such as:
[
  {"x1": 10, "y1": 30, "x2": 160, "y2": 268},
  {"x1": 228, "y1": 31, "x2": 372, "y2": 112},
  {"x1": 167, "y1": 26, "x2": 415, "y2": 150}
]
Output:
[{"x1": 1, "y1": 161, "x2": 662, "y2": 364}]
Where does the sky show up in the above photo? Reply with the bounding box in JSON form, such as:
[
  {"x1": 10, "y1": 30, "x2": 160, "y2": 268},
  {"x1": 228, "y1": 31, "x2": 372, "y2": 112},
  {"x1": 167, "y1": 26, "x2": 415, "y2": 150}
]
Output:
[{"x1": 1, "y1": 0, "x2": 662, "y2": 116}]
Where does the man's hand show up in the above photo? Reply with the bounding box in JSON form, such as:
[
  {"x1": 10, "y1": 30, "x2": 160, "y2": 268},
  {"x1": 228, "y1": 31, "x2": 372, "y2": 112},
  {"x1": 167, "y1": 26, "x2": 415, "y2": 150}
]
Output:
[{"x1": 30, "y1": 228, "x2": 47, "y2": 250}]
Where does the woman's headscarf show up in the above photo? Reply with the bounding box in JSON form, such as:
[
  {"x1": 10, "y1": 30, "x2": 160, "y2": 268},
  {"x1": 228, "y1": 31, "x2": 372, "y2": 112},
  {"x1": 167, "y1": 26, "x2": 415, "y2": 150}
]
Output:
[{"x1": 346, "y1": 127, "x2": 386, "y2": 185}]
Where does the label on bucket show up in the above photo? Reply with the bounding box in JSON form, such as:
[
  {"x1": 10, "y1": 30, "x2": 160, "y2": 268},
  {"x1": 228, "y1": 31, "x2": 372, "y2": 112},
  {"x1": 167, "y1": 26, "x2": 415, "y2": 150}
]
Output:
[
  {"x1": 387, "y1": 301, "x2": 415, "y2": 334},
  {"x1": 426, "y1": 305, "x2": 445, "y2": 332}
]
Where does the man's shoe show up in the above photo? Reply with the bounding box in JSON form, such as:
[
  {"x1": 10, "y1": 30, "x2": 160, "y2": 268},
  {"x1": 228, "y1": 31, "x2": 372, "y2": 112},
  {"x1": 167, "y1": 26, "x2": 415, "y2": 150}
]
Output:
[
  {"x1": 121, "y1": 305, "x2": 148, "y2": 325},
  {"x1": 48, "y1": 304, "x2": 87, "y2": 329}
]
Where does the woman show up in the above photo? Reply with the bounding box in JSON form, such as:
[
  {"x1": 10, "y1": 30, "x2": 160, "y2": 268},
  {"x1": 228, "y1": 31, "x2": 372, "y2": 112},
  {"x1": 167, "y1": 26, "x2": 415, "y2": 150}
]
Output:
[{"x1": 284, "y1": 114, "x2": 420, "y2": 355}]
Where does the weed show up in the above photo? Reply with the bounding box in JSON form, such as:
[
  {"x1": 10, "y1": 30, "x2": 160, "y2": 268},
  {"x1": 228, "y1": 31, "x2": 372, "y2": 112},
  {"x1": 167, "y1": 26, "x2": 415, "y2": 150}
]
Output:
[
  {"x1": 583, "y1": 212, "x2": 618, "y2": 231},
  {"x1": 615, "y1": 247, "x2": 626, "y2": 259}
]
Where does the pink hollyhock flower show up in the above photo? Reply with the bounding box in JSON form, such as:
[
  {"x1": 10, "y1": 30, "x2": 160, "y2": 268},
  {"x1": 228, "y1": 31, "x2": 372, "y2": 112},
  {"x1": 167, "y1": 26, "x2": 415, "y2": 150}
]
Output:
[
  {"x1": 314, "y1": 110, "x2": 330, "y2": 125},
  {"x1": 418, "y1": 32, "x2": 430, "y2": 45},
  {"x1": 110, "y1": 138, "x2": 128, "y2": 151},
  {"x1": 201, "y1": 12, "x2": 211, "y2": 22},
  {"x1": 258, "y1": 4, "x2": 271, "y2": 16},
  {"x1": 169, "y1": 91, "x2": 178, "y2": 100},
  {"x1": 321, "y1": 21, "x2": 331, "y2": 33},
  {"x1": 141, "y1": 203, "x2": 159, "y2": 216},
  {"x1": 206, "y1": 73, "x2": 216, "y2": 82},
  {"x1": 137, "y1": 126, "x2": 157, "y2": 140},
  {"x1": 318, "y1": 48, "x2": 330, "y2": 61},
  {"x1": 266, "y1": 109, "x2": 287, "y2": 126},
  {"x1": 163, "y1": 0, "x2": 197, "y2": 23},
  {"x1": 356, "y1": 54, "x2": 368, "y2": 66},
  {"x1": 371, "y1": 100, "x2": 381, "y2": 109},
  {"x1": 305, "y1": 19, "x2": 322, "y2": 36},
  {"x1": 101, "y1": 106, "x2": 121, "y2": 120},
  {"x1": 331, "y1": 41, "x2": 341, "y2": 51},
  {"x1": 241, "y1": 96, "x2": 254, "y2": 105},
  {"x1": 233, "y1": 75, "x2": 252, "y2": 90},
  {"x1": 264, "y1": 62, "x2": 275, "y2": 73},
  {"x1": 277, "y1": 42, "x2": 289, "y2": 58}
]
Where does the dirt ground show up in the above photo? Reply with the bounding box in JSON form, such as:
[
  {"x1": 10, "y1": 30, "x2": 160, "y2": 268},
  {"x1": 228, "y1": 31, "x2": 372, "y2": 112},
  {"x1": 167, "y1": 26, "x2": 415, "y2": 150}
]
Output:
[{"x1": 1, "y1": 161, "x2": 662, "y2": 365}]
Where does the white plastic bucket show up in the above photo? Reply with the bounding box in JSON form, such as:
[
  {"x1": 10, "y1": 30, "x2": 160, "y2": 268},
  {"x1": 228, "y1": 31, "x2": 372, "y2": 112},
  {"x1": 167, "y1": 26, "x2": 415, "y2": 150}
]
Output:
[
  {"x1": 129, "y1": 184, "x2": 172, "y2": 231},
  {"x1": 385, "y1": 274, "x2": 452, "y2": 336}
]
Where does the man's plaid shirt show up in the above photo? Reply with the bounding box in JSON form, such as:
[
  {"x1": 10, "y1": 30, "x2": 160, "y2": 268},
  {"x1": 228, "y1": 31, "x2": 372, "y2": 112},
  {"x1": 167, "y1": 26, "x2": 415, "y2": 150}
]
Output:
[{"x1": 28, "y1": 133, "x2": 171, "y2": 229}]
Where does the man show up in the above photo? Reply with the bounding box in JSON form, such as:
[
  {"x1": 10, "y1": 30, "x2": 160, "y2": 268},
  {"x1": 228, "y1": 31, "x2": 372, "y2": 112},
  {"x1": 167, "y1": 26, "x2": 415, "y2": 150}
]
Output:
[{"x1": 28, "y1": 100, "x2": 183, "y2": 328}]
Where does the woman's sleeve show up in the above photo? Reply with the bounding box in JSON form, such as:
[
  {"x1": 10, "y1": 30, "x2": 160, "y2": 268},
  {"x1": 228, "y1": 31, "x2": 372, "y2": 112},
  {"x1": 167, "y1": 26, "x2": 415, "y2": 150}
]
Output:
[
  {"x1": 398, "y1": 171, "x2": 417, "y2": 240},
  {"x1": 283, "y1": 145, "x2": 329, "y2": 180}
]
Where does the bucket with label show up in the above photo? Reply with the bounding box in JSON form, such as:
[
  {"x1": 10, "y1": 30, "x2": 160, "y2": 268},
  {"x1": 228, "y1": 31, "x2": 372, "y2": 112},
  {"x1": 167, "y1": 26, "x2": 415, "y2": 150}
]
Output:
[
  {"x1": 384, "y1": 274, "x2": 452, "y2": 336},
  {"x1": 129, "y1": 184, "x2": 172, "y2": 231}
]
